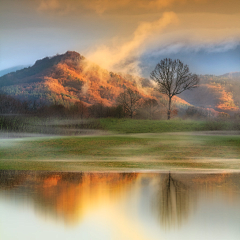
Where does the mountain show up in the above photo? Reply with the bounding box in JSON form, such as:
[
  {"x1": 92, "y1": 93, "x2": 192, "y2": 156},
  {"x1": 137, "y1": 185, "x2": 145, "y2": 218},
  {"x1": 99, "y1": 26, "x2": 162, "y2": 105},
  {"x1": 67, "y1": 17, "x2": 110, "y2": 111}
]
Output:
[
  {"x1": 0, "y1": 51, "x2": 239, "y2": 116},
  {"x1": 220, "y1": 72, "x2": 240, "y2": 79},
  {"x1": 0, "y1": 51, "x2": 188, "y2": 110},
  {"x1": 179, "y1": 74, "x2": 240, "y2": 113},
  {"x1": 0, "y1": 51, "x2": 136, "y2": 106}
]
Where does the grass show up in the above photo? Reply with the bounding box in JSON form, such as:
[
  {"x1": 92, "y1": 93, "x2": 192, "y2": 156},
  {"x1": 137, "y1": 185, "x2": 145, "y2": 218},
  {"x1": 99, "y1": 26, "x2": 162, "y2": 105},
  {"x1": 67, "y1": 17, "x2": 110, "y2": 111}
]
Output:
[
  {"x1": 97, "y1": 118, "x2": 239, "y2": 133},
  {"x1": 1, "y1": 116, "x2": 239, "y2": 135},
  {"x1": 1, "y1": 116, "x2": 240, "y2": 171},
  {"x1": 1, "y1": 133, "x2": 240, "y2": 171}
]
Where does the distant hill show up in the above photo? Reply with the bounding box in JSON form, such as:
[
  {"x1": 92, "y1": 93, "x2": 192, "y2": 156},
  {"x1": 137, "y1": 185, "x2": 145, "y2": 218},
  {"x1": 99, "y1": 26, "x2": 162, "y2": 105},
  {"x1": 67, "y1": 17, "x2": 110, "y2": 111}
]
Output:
[
  {"x1": 0, "y1": 65, "x2": 29, "y2": 77},
  {"x1": 220, "y1": 72, "x2": 240, "y2": 79},
  {"x1": 179, "y1": 74, "x2": 240, "y2": 113}
]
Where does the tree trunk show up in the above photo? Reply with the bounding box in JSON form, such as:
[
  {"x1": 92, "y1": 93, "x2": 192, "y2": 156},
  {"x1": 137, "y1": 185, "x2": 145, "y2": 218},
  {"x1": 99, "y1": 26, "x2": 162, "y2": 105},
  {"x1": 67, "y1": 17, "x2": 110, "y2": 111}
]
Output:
[
  {"x1": 130, "y1": 110, "x2": 133, "y2": 119},
  {"x1": 167, "y1": 97, "x2": 172, "y2": 120}
]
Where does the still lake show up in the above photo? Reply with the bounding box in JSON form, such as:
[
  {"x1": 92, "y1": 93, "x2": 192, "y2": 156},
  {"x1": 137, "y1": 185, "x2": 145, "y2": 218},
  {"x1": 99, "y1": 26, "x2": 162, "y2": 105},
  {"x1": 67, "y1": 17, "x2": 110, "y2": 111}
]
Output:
[{"x1": 0, "y1": 170, "x2": 240, "y2": 240}]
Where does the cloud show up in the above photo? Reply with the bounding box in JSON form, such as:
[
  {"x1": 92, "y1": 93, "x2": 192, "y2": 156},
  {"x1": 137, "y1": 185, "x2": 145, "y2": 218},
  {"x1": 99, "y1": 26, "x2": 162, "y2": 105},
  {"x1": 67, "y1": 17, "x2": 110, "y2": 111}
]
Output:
[
  {"x1": 85, "y1": 10, "x2": 240, "y2": 78},
  {"x1": 147, "y1": 0, "x2": 185, "y2": 9},
  {"x1": 37, "y1": 0, "x2": 131, "y2": 15},
  {"x1": 83, "y1": 0, "x2": 178, "y2": 15},
  {"x1": 38, "y1": 0, "x2": 73, "y2": 15},
  {"x1": 35, "y1": 0, "x2": 240, "y2": 16},
  {"x1": 86, "y1": 12, "x2": 179, "y2": 75},
  {"x1": 82, "y1": 0, "x2": 131, "y2": 15},
  {"x1": 206, "y1": 41, "x2": 240, "y2": 53},
  {"x1": 81, "y1": 0, "x2": 206, "y2": 15},
  {"x1": 145, "y1": 28, "x2": 240, "y2": 57},
  {"x1": 38, "y1": 0, "x2": 60, "y2": 11}
]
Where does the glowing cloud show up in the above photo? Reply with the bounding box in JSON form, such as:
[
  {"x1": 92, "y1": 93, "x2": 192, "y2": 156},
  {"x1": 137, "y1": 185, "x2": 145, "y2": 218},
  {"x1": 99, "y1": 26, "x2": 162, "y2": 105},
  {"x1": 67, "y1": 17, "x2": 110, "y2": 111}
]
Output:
[
  {"x1": 86, "y1": 12, "x2": 179, "y2": 74},
  {"x1": 82, "y1": 0, "x2": 189, "y2": 14}
]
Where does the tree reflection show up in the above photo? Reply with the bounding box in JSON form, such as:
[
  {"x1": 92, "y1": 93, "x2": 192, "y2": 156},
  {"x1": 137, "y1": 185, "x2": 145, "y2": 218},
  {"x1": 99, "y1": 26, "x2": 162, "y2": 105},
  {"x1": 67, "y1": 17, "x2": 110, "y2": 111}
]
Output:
[{"x1": 153, "y1": 172, "x2": 192, "y2": 228}]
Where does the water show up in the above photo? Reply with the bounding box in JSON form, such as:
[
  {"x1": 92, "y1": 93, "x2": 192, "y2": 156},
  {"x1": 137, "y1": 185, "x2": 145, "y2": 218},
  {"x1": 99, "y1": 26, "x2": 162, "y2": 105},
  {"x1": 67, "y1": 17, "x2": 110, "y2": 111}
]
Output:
[{"x1": 0, "y1": 170, "x2": 240, "y2": 240}]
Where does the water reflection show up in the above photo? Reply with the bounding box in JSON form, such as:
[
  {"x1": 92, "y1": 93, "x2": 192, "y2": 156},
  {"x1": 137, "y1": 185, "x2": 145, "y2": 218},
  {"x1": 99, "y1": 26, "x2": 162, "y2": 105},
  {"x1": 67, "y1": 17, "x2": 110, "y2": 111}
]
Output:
[
  {"x1": 0, "y1": 171, "x2": 139, "y2": 225},
  {"x1": 153, "y1": 172, "x2": 193, "y2": 228},
  {"x1": 0, "y1": 170, "x2": 240, "y2": 240}
]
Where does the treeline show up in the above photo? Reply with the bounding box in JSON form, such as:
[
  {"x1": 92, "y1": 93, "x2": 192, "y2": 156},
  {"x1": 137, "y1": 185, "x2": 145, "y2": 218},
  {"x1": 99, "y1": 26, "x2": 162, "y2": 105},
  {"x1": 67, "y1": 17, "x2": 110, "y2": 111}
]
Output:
[
  {"x1": 0, "y1": 94, "x2": 29, "y2": 114},
  {"x1": 1, "y1": 90, "x2": 240, "y2": 121},
  {"x1": 36, "y1": 100, "x2": 161, "y2": 119},
  {"x1": 0, "y1": 89, "x2": 165, "y2": 119}
]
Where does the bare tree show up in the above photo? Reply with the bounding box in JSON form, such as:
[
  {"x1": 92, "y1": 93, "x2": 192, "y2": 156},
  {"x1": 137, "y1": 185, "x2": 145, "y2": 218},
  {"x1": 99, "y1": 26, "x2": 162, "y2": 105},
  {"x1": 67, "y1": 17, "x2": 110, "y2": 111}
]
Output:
[
  {"x1": 150, "y1": 59, "x2": 200, "y2": 120},
  {"x1": 117, "y1": 88, "x2": 141, "y2": 118}
]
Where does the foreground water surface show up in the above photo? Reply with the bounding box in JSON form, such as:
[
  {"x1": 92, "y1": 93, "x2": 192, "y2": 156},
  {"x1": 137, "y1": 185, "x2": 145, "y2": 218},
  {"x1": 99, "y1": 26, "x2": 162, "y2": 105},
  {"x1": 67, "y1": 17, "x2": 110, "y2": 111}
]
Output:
[{"x1": 0, "y1": 170, "x2": 240, "y2": 240}]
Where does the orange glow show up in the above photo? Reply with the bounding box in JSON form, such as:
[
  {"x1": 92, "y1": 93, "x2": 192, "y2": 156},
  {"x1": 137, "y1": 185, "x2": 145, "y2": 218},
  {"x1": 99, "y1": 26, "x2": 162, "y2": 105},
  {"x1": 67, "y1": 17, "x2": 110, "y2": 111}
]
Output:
[
  {"x1": 43, "y1": 175, "x2": 61, "y2": 187},
  {"x1": 42, "y1": 58, "x2": 157, "y2": 107},
  {"x1": 206, "y1": 84, "x2": 239, "y2": 111},
  {"x1": 33, "y1": 172, "x2": 140, "y2": 225}
]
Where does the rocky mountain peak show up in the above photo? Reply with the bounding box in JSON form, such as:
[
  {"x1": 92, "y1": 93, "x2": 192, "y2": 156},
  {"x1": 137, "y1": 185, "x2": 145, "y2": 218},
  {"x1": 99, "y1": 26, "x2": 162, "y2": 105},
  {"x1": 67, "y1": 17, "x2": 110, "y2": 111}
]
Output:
[{"x1": 33, "y1": 51, "x2": 84, "y2": 70}]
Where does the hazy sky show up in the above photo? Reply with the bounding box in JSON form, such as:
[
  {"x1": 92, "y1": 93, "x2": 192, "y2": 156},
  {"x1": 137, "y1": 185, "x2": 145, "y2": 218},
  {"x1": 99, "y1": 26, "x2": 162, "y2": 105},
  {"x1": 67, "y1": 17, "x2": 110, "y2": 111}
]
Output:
[{"x1": 1, "y1": 0, "x2": 240, "y2": 75}]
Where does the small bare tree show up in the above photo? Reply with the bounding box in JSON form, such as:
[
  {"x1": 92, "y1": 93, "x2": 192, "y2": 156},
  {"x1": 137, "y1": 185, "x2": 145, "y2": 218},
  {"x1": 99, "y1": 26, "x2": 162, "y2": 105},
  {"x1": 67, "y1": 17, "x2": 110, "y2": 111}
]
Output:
[
  {"x1": 117, "y1": 88, "x2": 141, "y2": 118},
  {"x1": 150, "y1": 59, "x2": 200, "y2": 120}
]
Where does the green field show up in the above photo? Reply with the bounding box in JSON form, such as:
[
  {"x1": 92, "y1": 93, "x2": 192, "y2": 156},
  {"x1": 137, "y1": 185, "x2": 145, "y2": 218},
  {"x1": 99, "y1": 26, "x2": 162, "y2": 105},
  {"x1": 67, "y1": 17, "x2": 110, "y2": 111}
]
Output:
[
  {"x1": 1, "y1": 116, "x2": 240, "y2": 134},
  {"x1": 1, "y1": 123, "x2": 240, "y2": 171},
  {"x1": 98, "y1": 118, "x2": 239, "y2": 133}
]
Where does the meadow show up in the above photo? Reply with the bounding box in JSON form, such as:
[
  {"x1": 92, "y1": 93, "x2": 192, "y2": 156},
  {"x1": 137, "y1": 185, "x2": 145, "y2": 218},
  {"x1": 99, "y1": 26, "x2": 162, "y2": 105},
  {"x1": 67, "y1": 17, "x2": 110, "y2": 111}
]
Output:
[
  {"x1": 1, "y1": 116, "x2": 240, "y2": 172},
  {"x1": 1, "y1": 116, "x2": 240, "y2": 134}
]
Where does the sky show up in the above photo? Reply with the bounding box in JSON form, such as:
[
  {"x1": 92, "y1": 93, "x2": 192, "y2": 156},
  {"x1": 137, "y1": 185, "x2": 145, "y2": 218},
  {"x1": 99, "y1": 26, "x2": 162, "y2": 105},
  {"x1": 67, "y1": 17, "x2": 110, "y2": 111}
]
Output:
[{"x1": 0, "y1": 0, "x2": 240, "y2": 76}]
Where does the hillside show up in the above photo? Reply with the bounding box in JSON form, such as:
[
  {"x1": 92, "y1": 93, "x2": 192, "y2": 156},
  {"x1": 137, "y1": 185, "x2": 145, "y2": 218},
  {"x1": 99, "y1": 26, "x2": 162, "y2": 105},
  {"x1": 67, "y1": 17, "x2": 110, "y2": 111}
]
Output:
[
  {"x1": 0, "y1": 52, "x2": 150, "y2": 107},
  {"x1": 179, "y1": 73, "x2": 240, "y2": 114},
  {"x1": 0, "y1": 65, "x2": 29, "y2": 77},
  {"x1": 220, "y1": 72, "x2": 240, "y2": 79},
  {"x1": 0, "y1": 51, "x2": 189, "y2": 111},
  {"x1": 0, "y1": 51, "x2": 239, "y2": 117}
]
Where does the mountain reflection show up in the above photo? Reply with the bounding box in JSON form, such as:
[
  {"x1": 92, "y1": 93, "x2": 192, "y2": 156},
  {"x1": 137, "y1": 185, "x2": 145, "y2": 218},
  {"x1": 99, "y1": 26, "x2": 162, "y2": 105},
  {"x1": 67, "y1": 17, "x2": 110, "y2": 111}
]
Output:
[
  {"x1": 0, "y1": 170, "x2": 240, "y2": 230},
  {"x1": 0, "y1": 171, "x2": 139, "y2": 225}
]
